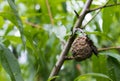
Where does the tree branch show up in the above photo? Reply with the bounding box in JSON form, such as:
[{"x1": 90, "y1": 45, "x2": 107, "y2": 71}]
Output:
[
  {"x1": 88, "y1": 2, "x2": 120, "y2": 12},
  {"x1": 49, "y1": 0, "x2": 93, "y2": 81},
  {"x1": 74, "y1": 0, "x2": 93, "y2": 28}
]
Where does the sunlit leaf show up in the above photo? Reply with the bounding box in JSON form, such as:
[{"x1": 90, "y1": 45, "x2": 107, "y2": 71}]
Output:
[
  {"x1": 5, "y1": 36, "x2": 22, "y2": 44},
  {"x1": 0, "y1": 12, "x2": 18, "y2": 26},
  {"x1": 0, "y1": 17, "x2": 4, "y2": 28}
]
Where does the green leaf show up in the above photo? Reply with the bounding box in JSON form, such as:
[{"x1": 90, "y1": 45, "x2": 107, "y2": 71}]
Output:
[
  {"x1": 5, "y1": 36, "x2": 22, "y2": 44},
  {"x1": 112, "y1": 0, "x2": 117, "y2": 4},
  {"x1": 0, "y1": 43, "x2": 24, "y2": 81},
  {"x1": 7, "y1": 0, "x2": 17, "y2": 12},
  {"x1": 107, "y1": 56, "x2": 120, "y2": 81},
  {"x1": 0, "y1": 12, "x2": 17, "y2": 26},
  {"x1": 47, "y1": 76, "x2": 59, "y2": 81},
  {"x1": 0, "y1": 17, "x2": 4, "y2": 28},
  {"x1": 100, "y1": 53, "x2": 120, "y2": 63},
  {"x1": 102, "y1": 8, "x2": 112, "y2": 34},
  {"x1": 74, "y1": 73, "x2": 113, "y2": 81},
  {"x1": 86, "y1": 31, "x2": 112, "y2": 40},
  {"x1": 6, "y1": 0, "x2": 26, "y2": 46},
  {"x1": 99, "y1": 53, "x2": 120, "y2": 81},
  {"x1": 92, "y1": 55, "x2": 108, "y2": 81}
]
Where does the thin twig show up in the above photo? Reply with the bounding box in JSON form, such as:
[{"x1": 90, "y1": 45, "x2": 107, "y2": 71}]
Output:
[
  {"x1": 88, "y1": 2, "x2": 120, "y2": 12},
  {"x1": 49, "y1": 0, "x2": 93, "y2": 81},
  {"x1": 82, "y1": 0, "x2": 110, "y2": 28},
  {"x1": 74, "y1": 10, "x2": 80, "y2": 18},
  {"x1": 98, "y1": 46, "x2": 120, "y2": 52},
  {"x1": 82, "y1": 10, "x2": 101, "y2": 28},
  {"x1": 24, "y1": 21, "x2": 41, "y2": 28},
  {"x1": 45, "y1": 0, "x2": 54, "y2": 25}
]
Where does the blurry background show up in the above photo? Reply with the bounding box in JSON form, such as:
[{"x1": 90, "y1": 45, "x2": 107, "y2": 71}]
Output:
[{"x1": 0, "y1": 0, "x2": 120, "y2": 81}]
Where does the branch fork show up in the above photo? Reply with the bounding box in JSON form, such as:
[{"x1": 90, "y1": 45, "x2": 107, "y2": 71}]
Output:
[
  {"x1": 49, "y1": 0, "x2": 93, "y2": 80},
  {"x1": 49, "y1": 0, "x2": 120, "y2": 81}
]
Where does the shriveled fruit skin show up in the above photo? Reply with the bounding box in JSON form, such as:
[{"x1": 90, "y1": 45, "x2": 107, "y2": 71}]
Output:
[{"x1": 71, "y1": 36, "x2": 98, "y2": 61}]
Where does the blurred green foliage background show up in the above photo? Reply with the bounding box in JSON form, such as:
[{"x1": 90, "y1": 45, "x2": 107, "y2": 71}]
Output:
[{"x1": 0, "y1": 0, "x2": 120, "y2": 81}]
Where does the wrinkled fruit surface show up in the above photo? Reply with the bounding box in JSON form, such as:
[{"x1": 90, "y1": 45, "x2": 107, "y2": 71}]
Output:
[{"x1": 71, "y1": 36, "x2": 98, "y2": 61}]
